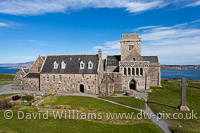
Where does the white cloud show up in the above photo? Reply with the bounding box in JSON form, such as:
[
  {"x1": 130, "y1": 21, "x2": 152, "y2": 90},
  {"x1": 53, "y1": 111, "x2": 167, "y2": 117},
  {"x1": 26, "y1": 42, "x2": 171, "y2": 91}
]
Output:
[
  {"x1": 0, "y1": 0, "x2": 166, "y2": 15},
  {"x1": 7, "y1": 56, "x2": 37, "y2": 61},
  {"x1": 0, "y1": 22, "x2": 9, "y2": 27},
  {"x1": 93, "y1": 20, "x2": 200, "y2": 64},
  {"x1": 185, "y1": 1, "x2": 200, "y2": 7}
]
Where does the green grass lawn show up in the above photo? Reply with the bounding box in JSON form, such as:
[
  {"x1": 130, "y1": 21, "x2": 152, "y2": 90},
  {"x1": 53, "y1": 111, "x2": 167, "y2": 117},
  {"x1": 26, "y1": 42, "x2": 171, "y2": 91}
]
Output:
[
  {"x1": 0, "y1": 74, "x2": 15, "y2": 82},
  {"x1": 0, "y1": 111, "x2": 162, "y2": 133},
  {"x1": 148, "y1": 80, "x2": 200, "y2": 133},
  {"x1": 42, "y1": 95, "x2": 140, "y2": 114},
  {"x1": 0, "y1": 93, "x2": 17, "y2": 100},
  {"x1": 99, "y1": 96, "x2": 145, "y2": 109},
  {"x1": 0, "y1": 95, "x2": 163, "y2": 133}
]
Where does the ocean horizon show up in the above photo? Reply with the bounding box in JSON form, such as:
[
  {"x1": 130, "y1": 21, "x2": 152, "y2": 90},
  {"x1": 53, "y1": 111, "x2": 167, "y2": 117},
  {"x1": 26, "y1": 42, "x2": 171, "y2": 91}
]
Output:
[{"x1": 0, "y1": 67, "x2": 200, "y2": 80}]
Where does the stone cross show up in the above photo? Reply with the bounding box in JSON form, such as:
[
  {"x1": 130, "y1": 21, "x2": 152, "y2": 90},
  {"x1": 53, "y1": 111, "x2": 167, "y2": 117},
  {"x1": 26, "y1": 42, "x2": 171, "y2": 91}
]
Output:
[
  {"x1": 105, "y1": 76, "x2": 109, "y2": 96},
  {"x1": 179, "y1": 78, "x2": 190, "y2": 111}
]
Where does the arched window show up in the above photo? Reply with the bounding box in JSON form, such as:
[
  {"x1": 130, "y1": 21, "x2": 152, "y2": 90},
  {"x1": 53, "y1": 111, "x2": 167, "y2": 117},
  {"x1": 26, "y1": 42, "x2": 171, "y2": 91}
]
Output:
[
  {"x1": 80, "y1": 61, "x2": 85, "y2": 69},
  {"x1": 88, "y1": 61, "x2": 93, "y2": 69},
  {"x1": 132, "y1": 68, "x2": 135, "y2": 75},
  {"x1": 140, "y1": 68, "x2": 143, "y2": 76},
  {"x1": 54, "y1": 61, "x2": 58, "y2": 69},
  {"x1": 61, "y1": 61, "x2": 66, "y2": 69},
  {"x1": 136, "y1": 68, "x2": 139, "y2": 76},
  {"x1": 128, "y1": 68, "x2": 131, "y2": 75},
  {"x1": 124, "y1": 68, "x2": 127, "y2": 75}
]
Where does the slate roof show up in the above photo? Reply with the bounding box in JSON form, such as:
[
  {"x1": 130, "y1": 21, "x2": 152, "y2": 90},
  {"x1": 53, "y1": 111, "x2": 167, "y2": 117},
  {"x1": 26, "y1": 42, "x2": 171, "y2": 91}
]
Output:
[
  {"x1": 41, "y1": 55, "x2": 99, "y2": 74},
  {"x1": 106, "y1": 55, "x2": 158, "y2": 66},
  {"x1": 24, "y1": 73, "x2": 40, "y2": 78},
  {"x1": 142, "y1": 56, "x2": 158, "y2": 63},
  {"x1": 107, "y1": 55, "x2": 121, "y2": 66},
  {"x1": 22, "y1": 68, "x2": 30, "y2": 74}
]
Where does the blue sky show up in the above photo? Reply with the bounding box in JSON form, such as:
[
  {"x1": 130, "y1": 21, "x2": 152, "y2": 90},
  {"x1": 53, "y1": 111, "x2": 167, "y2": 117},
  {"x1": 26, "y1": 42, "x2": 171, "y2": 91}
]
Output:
[{"x1": 0, "y1": 0, "x2": 200, "y2": 65}]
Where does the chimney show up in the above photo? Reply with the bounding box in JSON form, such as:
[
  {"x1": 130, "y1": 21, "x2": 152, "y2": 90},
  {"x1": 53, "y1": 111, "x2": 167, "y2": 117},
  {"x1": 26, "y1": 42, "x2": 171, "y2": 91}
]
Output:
[{"x1": 98, "y1": 49, "x2": 102, "y2": 59}]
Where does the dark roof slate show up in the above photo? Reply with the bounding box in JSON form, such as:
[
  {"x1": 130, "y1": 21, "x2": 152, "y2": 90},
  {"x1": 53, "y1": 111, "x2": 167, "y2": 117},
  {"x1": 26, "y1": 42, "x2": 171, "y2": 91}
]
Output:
[
  {"x1": 22, "y1": 68, "x2": 30, "y2": 74},
  {"x1": 41, "y1": 55, "x2": 99, "y2": 74},
  {"x1": 142, "y1": 56, "x2": 158, "y2": 63},
  {"x1": 106, "y1": 55, "x2": 158, "y2": 66},
  {"x1": 24, "y1": 73, "x2": 40, "y2": 78},
  {"x1": 107, "y1": 55, "x2": 121, "y2": 66}
]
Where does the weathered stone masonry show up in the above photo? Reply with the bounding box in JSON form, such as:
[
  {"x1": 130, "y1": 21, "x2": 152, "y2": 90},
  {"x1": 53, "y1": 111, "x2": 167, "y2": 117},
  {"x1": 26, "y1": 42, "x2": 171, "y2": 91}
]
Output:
[{"x1": 14, "y1": 33, "x2": 161, "y2": 95}]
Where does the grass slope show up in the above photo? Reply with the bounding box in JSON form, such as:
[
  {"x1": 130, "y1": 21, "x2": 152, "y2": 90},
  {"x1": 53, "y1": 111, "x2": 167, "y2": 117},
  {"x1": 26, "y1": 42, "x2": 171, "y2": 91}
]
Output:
[
  {"x1": 148, "y1": 80, "x2": 200, "y2": 133},
  {"x1": 0, "y1": 93, "x2": 17, "y2": 100},
  {"x1": 0, "y1": 74, "x2": 15, "y2": 82},
  {"x1": 0, "y1": 95, "x2": 163, "y2": 133},
  {"x1": 99, "y1": 96, "x2": 145, "y2": 109},
  {"x1": 0, "y1": 111, "x2": 162, "y2": 133}
]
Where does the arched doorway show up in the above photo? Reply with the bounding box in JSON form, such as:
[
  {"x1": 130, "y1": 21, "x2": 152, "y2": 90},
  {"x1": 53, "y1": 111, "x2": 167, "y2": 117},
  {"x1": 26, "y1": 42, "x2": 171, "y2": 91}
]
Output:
[
  {"x1": 80, "y1": 84, "x2": 84, "y2": 93},
  {"x1": 129, "y1": 79, "x2": 136, "y2": 90}
]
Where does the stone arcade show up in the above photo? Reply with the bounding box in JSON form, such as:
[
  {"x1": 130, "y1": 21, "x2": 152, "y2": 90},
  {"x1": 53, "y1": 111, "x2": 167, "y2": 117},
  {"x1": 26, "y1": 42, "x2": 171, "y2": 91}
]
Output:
[{"x1": 14, "y1": 33, "x2": 161, "y2": 95}]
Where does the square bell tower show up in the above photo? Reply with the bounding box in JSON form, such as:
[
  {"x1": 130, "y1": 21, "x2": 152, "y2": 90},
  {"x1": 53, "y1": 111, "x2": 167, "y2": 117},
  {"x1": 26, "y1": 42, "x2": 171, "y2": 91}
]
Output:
[{"x1": 120, "y1": 33, "x2": 142, "y2": 61}]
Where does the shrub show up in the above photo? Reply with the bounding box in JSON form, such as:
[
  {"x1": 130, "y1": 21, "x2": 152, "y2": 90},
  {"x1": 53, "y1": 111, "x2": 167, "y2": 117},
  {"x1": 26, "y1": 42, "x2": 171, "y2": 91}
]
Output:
[
  {"x1": 22, "y1": 95, "x2": 34, "y2": 102},
  {"x1": 12, "y1": 95, "x2": 21, "y2": 101},
  {"x1": 0, "y1": 99, "x2": 12, "y2": 109}
]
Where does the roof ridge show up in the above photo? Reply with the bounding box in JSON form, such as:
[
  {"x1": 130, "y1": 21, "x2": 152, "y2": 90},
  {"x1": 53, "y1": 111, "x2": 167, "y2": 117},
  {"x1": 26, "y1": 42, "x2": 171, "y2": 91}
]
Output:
[{"x1": 46, "y1": 54, "x2": 98, "y2": 56}]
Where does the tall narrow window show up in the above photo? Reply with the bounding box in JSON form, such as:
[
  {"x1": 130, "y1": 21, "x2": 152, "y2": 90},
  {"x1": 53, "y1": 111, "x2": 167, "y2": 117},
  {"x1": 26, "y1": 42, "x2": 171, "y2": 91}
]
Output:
[
  {"x1": 52, "y1": 75, "x2": 55, "y2": 82},
  {"x1": 46, "y1": 75, "x2": 49, "y2": 82},
  {"x1": 59, "y1": 75, "x2": 62, "y2": 83},
  {"x1": 136, "y1": 68, "x2": 139, "y2": 76},
  {"x1": 124, "y1": 68, "x2": 127, "y2": 75},
  {"x1": 140, "y1": 68, "x2": 143, "y2": 76},
  {"x1": 128, "y1": 68, "x2": 131, "y2": 75},
  {"x1": 88, "y1": 86, "x2": 91, "y2": 90},
  {"x1": 132, "y1": 68, "x2": 135, "y2": 75}
]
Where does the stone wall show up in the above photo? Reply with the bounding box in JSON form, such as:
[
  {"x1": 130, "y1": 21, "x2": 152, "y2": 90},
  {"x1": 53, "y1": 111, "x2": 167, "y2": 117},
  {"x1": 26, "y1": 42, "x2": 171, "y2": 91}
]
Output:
[
  {"x1": 106, "y1": 66, "x2": 119, "y2": 72},
  {"x1": 121, "y1": 38, "x2": 142, "y2": 61},
  {"x1": 40, "y1": 74, "x2": 98, "y2": 95},
  {"x1": 119, "y1": 61, "x2": 150, "y2": 91},
  {"x1": 24, "y1": 78, "x2": 39, "y2": 91},
  {"x1": 149, "y1": 63, "x2": 161, "y2": 87},
  {"x1": 13, "y1": 69, "x2": 25, "y2": 85},
  {"x1": 29, "y1": 56, "x2": 45, "y2": 73}
]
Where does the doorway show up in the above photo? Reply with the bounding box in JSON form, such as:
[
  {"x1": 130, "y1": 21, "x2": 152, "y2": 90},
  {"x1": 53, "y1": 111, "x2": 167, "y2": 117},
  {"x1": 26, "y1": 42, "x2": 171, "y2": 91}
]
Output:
[
  {"x1": 129, "y1": 79, "x2": 136, "y2": 90},
  {"x1": 80, "y1": 84, "x2": 84, "y2": 93}
]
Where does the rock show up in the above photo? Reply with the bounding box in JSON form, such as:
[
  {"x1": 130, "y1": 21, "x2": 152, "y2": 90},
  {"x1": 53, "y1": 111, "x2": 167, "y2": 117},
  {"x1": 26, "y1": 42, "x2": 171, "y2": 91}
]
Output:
[
  {"x1": 125, "y1": 90, "x2": 140, "y2": 98},
  {"x1": 177, "y1": 125, "x2": 182, "y2": 128}
]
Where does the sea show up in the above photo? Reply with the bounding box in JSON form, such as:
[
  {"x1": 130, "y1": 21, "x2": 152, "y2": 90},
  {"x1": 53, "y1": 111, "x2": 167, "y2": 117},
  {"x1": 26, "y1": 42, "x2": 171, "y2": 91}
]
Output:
[{"x1": 0, "y1": 67, "x2": 199, "y2": 80}]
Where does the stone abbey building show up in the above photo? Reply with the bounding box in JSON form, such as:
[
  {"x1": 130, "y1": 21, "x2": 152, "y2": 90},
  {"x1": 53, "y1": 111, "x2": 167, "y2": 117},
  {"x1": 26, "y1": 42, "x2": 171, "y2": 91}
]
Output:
[{"x1": 14, "y1": 33, "x2": 161, "y2": 95}]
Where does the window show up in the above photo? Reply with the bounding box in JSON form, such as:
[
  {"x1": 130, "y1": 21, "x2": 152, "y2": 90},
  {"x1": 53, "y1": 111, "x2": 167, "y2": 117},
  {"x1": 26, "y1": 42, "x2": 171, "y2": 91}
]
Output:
[
  {"x1": 59, "y1": 75, "x2": 62, "y2": 83},
  {"x1": 46, "y1": 75, "x2": 49, "y2": 82},
  {"x1": 129, "y1": 45, "x2": 134, "y2": 50},
  {"x1": 128, "y1": 68, "x2": 131, "y2": 75},
  {"x1": 52, "y1": 75, "x2": 55, "y2": 82},
  {"x1": 38, "y1": 66, "x2": 41, "y2": 72},
  {"x1": 80, "y1": 61, "x2": 85, "y2": 69},
  {"x1": 140, "y1": 68, "x2": 143, "y2": 76},
  {"x1": 82, "y1": 74, "x2": 84, "y2": 78},
  {"x1": 88, "y1": 61, "x2": 93, "y2": 69},
  {"x1": 88, "y1": 86, "x2": 91, "y2": 90},
  {"x1": 54, "y1": 61, "x2": 58, "y2": 69},
  {"x1": 136, "y1": 68, "x2": 139, "y2": 76},
  {"x1": 61, "y1": 61, "x2": 66, "y2": 69},
  {"x1": 124, "y1": 68, "x2": 127, "y2": 75},
  {"x1": 132, "y1": 68, "x2": 135, "y2": 75},
  {"x1": 133, "y1": 58, "x2": 136, "y2": 61}
]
